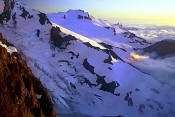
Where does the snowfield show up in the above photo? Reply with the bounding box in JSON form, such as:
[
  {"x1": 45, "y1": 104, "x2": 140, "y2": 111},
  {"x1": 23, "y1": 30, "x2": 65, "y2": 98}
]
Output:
[{"x1": 1, "y1": 1, "x2": 175, "y2": 117}]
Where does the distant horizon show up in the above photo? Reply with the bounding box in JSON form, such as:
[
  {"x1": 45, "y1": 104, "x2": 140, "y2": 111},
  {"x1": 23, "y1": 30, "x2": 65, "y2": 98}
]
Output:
[{"x1": 17, "y1": 0, "x2": 175, "y2": 26}]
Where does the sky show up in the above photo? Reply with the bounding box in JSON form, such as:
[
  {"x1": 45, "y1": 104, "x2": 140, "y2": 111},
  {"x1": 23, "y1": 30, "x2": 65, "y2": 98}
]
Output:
[{"x1": 17, "y1": 0, "x2": 175, "y2": 26}]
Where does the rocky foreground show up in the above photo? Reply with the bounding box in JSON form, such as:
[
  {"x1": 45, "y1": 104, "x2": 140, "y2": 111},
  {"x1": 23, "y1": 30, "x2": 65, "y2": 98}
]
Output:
[{"x1": 0, "y1": 33, "x2": 56, "y2": 117}]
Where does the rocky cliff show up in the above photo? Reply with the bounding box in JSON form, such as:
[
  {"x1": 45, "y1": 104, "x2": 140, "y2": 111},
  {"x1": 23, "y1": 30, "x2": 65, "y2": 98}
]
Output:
[{"x1": 0, "y1": 33, "x2": 57, "y2": 117}]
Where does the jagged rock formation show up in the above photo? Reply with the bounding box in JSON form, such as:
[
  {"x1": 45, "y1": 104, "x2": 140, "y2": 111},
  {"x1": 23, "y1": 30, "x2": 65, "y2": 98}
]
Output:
[{"x1": 0, "y1": 33, "x2": 57, "y2": 117}]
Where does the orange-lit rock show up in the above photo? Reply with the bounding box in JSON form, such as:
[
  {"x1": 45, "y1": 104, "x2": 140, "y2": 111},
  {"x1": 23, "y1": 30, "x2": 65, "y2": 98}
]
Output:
[{"x1": 0, "y1": 33, "x2": 57, "y2": 117}]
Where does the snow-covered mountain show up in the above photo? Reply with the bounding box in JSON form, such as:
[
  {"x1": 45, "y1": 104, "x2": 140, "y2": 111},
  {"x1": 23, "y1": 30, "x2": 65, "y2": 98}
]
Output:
[
  {"x1": 1, "y1": 1, "x2": 175, "y2": 117},
  {"x1": 47, "y1": 10, "x2": 151, "y2": 49}
]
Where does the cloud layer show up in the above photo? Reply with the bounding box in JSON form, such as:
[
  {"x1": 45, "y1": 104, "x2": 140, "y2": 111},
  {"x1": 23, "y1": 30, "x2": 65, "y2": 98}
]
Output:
[{"x1": 129, "y1": 25, "x2": 175, "y2": 43}]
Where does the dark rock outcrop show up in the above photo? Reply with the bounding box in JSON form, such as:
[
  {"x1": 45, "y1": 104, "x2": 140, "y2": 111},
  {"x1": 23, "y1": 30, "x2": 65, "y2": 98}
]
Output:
[
  {"x1": 123, "y1": 32, "x2": 151, "y2": 45},
  {"x1": 76, "y1": 10, "x2": 92, "y2": 20},
  {"x1": 77, "y1": 14, "x2": 92, "y2": 20},
  {"x1": 0, "y1": 0, "x2": 15, "y2": 24},
  {"x1": 0, "y1": 33, "x2": 57, "y2": 117},
  {"x1": 104, "y1": 55, "x2": 113, "y2": 65},
  {"x1": 38, "y1": 13, "x2": 50, "y2": 25},
  {"x1": 99, "y1": 42, "x2": 113, "y2": 49},
  {"x1": 20, "y1": 6, "x2": 33, "y2": 19},
  {"x1": 143, "y1": 39, "x2": 175, "y2": 57},
  {"x1": 124, "y1": 92, "x2": 133, "y2": 107},
  {"x1": 96, "y1": 74, "x2": 120, "y2": 95},
  {"x1": 83, "y1": 58, "x2": 95, "y2": 74},
  {"x1": 123, "y1": 32, "x2": 139, "y2": 39},
  {"x1": 50, "y1": 26, "x2": 76, "y2": 49}
]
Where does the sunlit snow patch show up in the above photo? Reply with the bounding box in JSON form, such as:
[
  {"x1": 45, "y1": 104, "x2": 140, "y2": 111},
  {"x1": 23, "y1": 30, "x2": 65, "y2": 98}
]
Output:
[
  {"x1": 130, "y1": 52, "x2": 149, "y2": 60},
  {"x1": 0, "y1": 41, "x2": 17, "y2": 54}
]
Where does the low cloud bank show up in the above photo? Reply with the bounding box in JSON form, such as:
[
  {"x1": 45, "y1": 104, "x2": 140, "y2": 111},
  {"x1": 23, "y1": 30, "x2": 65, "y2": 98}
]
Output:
[
  {"x1": 131, "y1": 55, "x2": 175, "y2": 89},
  {"x1": 128, "y1": 25, "x2": 175, "y2": 43}
]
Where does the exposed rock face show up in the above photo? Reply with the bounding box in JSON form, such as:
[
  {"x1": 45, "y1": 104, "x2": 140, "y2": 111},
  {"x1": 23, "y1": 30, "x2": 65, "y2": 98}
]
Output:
[
  {"x1": 0, "y1": 33, "x2": 57, "y2": 117},
  {"x1": 0, "y1": 0, "x2": 15, "y2": 23},
  {"x1": 123, "y1": 32, "x2": 151, "y2": 45},
  {"x1": 50, "y1": 26, "x2": 76, "y2": 49},
  {"x1": 38, "y1": 13, "x2": 50, "y2": 25},
  {"x1": 143, "y1": 39, "x2": 175, "y2": 57},
  {"x1": 77, "y1": 14, "x2": 92, "y2": 20},
  {"x1": 20, "y1": 6, "x2": 33, "y2": 19}
]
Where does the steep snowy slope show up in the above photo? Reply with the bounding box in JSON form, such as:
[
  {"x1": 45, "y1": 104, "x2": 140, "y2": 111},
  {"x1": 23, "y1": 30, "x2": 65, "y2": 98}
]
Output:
[{"x1": 1, "y1": 1, "x2": 175, "y2": 117}]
